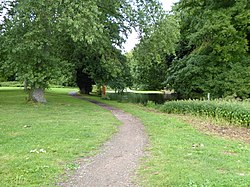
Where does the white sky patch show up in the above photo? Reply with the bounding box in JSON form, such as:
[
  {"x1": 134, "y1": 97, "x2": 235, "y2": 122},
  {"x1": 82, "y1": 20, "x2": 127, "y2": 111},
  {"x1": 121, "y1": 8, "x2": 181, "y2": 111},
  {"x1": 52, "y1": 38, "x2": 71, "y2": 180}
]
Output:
[
  {"x1": 161, "y1": 0, "x2": 179, "y2": 11},
  {"x1": 0, "y1": 0, "x2": 8, "y2": 23},
  {"x1": 123, "y1": 0, "x2": 179, "y2": 53}
]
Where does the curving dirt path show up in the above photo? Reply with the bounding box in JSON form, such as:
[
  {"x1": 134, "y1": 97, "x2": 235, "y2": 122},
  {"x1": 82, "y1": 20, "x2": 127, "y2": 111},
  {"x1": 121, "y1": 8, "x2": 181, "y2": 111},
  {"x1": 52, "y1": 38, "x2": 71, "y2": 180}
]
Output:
[{"x1": 60, "y1": 93, "x2": 148, "y2": 187}]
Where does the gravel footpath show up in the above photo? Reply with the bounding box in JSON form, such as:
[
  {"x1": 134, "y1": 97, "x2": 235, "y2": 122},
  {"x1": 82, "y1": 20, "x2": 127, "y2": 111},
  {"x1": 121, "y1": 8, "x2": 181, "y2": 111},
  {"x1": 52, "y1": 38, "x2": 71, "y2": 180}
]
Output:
[{"x1": 59, "y1": 93, "x2": 148, "y2": 187}]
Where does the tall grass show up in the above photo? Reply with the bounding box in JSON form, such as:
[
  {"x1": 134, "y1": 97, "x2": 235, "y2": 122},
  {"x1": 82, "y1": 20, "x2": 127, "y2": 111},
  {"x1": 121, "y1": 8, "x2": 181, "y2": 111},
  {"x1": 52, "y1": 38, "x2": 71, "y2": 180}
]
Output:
[{"x1": 155, "y1": 100, "x2": 250, "y2": 127}]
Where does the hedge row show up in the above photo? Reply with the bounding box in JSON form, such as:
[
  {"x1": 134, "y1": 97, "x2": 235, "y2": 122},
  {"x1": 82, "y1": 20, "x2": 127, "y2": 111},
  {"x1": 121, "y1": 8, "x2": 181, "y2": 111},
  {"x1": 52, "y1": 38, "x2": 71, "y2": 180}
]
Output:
[
  {"x1": 156, "y1": 100, "x2": 250, "y2": 127},
  {"x1": 0, "y1": 81, "x2": 23, "y2": 87}
]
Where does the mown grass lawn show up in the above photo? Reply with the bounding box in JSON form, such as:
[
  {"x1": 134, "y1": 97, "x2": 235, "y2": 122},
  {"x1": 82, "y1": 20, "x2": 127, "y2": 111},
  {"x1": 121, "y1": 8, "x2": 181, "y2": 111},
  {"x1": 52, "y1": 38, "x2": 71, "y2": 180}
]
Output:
[
  {"x1": 0, "y1": 88, "x2": 120, "y2": 186},
  {"x1": 87, "y1": 96, "x2": 250, "y2": 187},
  {"x1": 1, "y1": 88, "x2": 250, "y2": 187}
]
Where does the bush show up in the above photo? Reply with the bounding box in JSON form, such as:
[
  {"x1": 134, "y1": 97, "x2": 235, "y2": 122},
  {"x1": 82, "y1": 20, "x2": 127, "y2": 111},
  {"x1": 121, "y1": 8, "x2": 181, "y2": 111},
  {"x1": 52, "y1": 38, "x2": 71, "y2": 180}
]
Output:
[{"x1": 158, "y1": 100, "x2": 250, "y2": 127}]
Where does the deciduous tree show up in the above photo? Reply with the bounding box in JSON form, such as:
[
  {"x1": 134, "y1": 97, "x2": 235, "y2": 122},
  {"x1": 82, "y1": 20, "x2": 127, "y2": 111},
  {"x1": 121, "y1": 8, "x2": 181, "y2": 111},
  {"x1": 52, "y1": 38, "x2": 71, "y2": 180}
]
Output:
[
  {"x1": 167, "y1": 0, "x2": 250, "y2": 99},
  {"x1": 0, "y1": 0, "x2": 163, "y2": 102},
  {"x1": 131, "y1": 15, "x2": 179, "y2": 90}
]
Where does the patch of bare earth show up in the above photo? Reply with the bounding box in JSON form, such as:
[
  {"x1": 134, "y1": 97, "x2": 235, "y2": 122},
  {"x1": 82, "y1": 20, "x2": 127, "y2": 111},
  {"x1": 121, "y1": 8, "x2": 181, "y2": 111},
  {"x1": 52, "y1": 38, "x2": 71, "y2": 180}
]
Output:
[
  {"x1": 59, "y1": 94, "x2": 148, "y2": 187},
  {"x1": 169, "y1": 114, "x2": 250, "y2": 144}
]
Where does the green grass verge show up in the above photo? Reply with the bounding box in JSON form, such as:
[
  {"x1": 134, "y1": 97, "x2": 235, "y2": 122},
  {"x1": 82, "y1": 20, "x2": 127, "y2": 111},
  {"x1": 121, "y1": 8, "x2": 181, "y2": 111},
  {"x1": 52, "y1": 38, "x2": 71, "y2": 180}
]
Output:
[
  {"x1": 0, "y1": 88, "x2": 120, "y2": 186},
  {"x1": 153, "y1": 100, "x2": 250, "y2": 127},
  {"x1": 86, "y1": 96, "x2": 250, "y2": 187}
]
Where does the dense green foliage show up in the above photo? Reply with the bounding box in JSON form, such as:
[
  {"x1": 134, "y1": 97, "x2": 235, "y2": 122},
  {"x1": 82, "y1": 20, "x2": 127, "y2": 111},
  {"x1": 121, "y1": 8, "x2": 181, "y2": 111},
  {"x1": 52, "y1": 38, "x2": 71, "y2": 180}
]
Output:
[
  {"x1": 151, "y1": 100, "x2": 250, "y2": 127},
  {"x1": 0, "y1": 88, "x2": 119, "y2": 186},
  {"x1": 166, "y1": 0, "x2": 250, "y2": 99},
  {"x1": 0, "y1": 0, "x2": 163, "y2": 101},
  {"x1": 130, "y1": 0, "x2": 250, "y2": 99},
  {"x1": 130, "y1": 15, "x2": 179, "y2": 90}
]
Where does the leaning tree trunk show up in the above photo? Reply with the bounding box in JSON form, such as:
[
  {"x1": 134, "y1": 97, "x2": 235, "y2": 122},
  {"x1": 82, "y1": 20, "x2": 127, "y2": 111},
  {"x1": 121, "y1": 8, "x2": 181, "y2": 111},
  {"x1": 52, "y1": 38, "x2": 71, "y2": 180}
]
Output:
[{"x1": 28, "y1": 88, "x2": 47, "y2": 103}]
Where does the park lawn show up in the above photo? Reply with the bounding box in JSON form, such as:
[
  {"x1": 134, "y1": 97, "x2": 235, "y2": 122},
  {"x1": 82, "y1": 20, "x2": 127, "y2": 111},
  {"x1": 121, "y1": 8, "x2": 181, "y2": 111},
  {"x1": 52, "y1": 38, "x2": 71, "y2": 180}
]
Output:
[
  {"x1": 0, "y1": 88, "x2": 120, "y2": 186},
  {"x1": 86, "y1": 96, "x2": 250, "y2": 187}
]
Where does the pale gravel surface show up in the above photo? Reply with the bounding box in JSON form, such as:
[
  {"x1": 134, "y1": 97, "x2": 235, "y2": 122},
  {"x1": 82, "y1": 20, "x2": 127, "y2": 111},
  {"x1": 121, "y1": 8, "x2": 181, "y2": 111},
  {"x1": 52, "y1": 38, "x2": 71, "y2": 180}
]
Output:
[{"x1": 59, "y1": 93, "x2": 148, "y2": 187}]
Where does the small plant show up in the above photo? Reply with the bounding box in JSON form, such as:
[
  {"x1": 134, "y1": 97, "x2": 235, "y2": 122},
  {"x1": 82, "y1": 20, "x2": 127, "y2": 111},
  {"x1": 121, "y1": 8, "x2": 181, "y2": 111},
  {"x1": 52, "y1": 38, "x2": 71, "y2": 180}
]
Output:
[
  {"x1": 66, "y1": 163, "x2": 80, "y2": 170},
  {"x1": 145, "y1": 101, "x2": 156, "y2": 108}
]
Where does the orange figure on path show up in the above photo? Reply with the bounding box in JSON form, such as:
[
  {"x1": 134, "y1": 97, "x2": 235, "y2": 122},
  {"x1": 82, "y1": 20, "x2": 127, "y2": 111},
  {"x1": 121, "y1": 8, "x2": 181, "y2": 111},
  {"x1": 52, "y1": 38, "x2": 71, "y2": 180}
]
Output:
[{"x1": 102, "y1": 85, "x2": 106, "y2": 96}]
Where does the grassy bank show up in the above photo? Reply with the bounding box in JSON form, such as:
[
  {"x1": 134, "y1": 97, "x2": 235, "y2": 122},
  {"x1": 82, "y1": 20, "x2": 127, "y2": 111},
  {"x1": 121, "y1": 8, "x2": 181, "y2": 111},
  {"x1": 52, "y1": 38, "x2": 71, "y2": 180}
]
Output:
[
  {"x1": 86, "y1": 96, "x2": 250, "y2": 187},
  {"x1": 0, "y1": 88, "x2": 120, "y2": 186}
]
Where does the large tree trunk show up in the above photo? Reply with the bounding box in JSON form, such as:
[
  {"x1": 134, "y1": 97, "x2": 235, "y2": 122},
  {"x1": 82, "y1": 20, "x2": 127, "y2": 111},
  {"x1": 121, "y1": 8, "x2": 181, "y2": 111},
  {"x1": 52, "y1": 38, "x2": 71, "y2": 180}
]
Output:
[
  {"x1": 28, "y1": 88, "x2": 47, "y2": 103},
  {"x1": 78, "y1": 82, "x2": 93, "y2": 94},
  {"x1": 76, "y1": 68, "x2": 94, "y2": 94}
]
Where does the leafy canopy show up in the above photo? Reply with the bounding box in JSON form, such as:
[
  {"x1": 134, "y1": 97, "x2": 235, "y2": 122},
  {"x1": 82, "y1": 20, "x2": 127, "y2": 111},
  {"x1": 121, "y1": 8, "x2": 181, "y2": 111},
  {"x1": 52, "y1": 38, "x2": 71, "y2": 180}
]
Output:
[
  {"x1": 131, "y1": 15, "x2": 180, "y2": 90},
  {"x1": 0, "y1": 0, "x2": 163, "y2": 93},
  {"x1": 167, "y1": 0, "x2": 250, "y2": 99}
]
